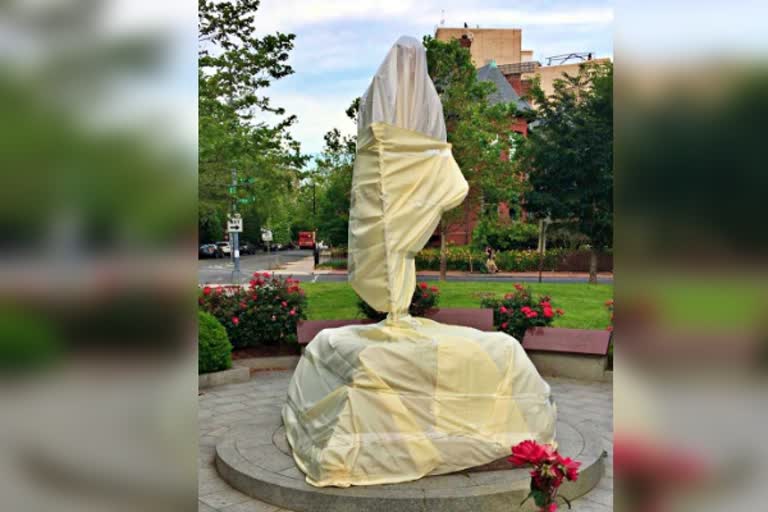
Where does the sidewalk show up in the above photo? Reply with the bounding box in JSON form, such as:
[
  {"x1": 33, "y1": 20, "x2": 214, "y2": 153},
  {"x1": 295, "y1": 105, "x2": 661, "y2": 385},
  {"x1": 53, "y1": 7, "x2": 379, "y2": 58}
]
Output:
[
  {"x1": 252, "y1": 255, "x2": 613, "y2": 282},
  {"x1": 314, "y1": 268, "x2": 614, "y2": 280}
]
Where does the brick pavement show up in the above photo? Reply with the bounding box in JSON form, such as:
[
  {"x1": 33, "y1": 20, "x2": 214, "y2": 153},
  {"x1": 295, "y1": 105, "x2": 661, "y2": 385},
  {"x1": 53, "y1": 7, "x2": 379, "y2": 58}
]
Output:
[{"x1": 198, "y1": 371, "x2": 613, "y2": 511}]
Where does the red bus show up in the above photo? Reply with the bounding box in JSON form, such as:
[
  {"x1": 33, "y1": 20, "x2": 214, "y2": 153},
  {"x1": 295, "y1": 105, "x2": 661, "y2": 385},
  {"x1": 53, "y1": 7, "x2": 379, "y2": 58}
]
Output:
[{"x1": 298, "y1": 231, "x2": 316, "y2": 249}]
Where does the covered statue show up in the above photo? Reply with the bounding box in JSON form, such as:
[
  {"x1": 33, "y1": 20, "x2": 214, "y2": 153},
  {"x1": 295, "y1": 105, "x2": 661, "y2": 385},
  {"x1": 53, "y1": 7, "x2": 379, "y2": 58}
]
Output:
[{"x1": 283, "y1": 36, "x2": 557, "y2": 488}]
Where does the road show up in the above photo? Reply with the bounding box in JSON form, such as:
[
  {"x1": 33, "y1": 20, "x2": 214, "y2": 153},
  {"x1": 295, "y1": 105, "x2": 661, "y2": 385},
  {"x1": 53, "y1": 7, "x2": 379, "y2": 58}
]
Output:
[
  {"x1": 199, "y1": 250, "x2": 613, "y2": 285},
  {"x1": 198, "y1": 249, "x2": 311, "y2": 284}
]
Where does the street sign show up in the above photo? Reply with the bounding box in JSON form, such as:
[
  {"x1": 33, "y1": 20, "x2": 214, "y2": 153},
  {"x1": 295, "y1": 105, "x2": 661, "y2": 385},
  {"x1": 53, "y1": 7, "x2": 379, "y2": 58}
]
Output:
[
  {"x1": 261, "y1": 228, "x2": 273, "y2": 242},
  {"x1": 227, "y1": 214, "x2": 243, "y2": 233}
]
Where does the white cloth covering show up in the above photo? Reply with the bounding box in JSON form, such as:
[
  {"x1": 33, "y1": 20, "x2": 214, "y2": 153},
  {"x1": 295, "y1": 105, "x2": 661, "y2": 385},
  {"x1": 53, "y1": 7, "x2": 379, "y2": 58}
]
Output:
[{"x1": 357, "y1": 36, "x2": 447, "y2": 144}]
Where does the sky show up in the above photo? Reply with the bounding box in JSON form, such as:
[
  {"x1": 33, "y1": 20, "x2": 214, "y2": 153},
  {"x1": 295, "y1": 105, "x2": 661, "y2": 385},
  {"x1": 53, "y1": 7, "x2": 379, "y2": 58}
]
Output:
[{"x1": 254, "y1": 0, "x2": 614, "y2": 155}]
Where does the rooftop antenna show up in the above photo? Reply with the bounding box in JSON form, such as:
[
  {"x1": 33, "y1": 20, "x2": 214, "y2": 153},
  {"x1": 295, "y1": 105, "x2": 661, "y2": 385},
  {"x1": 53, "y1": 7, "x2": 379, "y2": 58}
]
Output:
[{"x1": 440, "y1": 9, "x2": 445, "y2": 26}]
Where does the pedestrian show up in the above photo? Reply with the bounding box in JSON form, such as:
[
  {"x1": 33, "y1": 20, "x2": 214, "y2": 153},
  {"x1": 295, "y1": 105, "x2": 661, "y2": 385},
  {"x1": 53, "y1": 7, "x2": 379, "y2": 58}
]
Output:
[{"x1": 485, "y1": 246, "x2": 498, "y2": 274}]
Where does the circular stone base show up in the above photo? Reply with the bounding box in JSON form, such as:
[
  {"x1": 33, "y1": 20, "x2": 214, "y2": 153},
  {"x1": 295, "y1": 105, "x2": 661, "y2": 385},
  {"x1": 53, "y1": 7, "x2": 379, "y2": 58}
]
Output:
[{"x1": 215, "y1": 410, "x2": 606, "y2": 512}]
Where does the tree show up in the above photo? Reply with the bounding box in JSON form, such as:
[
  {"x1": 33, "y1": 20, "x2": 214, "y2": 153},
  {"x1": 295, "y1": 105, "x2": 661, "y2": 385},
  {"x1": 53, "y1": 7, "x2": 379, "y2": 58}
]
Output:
[
  {"x1": 313, "y1": 127, "x2": 356, "y2": 246},
  {"x1": 424, "y1": 36, "x2": 526, "y2": 279},
  {"x1": 305, "y1": 99, "x2": 357, "y2": 247},
  {"x1": 517, "y1": 62, "x2": 613, "y2": 283},
  {"x1": 198, "y1": 0, "x2": 305, "y2": 244}
]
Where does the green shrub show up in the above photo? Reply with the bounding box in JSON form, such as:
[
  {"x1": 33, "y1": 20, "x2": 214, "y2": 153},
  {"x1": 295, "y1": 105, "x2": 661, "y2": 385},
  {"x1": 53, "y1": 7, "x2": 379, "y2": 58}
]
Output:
[
  {"x1": 322, "y1": 246, "x2": 610, "y2": 273},
  {"x1": 472, "y1": 220, "x2": 540, "y2": 251},
  {"x1": 415, "y1": 246, "x2": 486, "y2": 271},
  {"x1": 329, "y1": 247, "x2": 348, "y2": 259},
  {"x1": 198, "y1": 274, "x2": 308, "y2": 348},
  {"x1": 198, "y1": 311, "x2": 232, "y2": 374},
  {"x1": 358, "y1": 282, "x2": 441, "y2": 320},
  {"x1": 0, "y1": 307, "x2": 61, "y2": 373},
  {"x1": 480, "y1": 284, "x2": 564, "y2": 340},
  {"x1": 316, "y1": 258, "x2": 347, "y2": 269}
]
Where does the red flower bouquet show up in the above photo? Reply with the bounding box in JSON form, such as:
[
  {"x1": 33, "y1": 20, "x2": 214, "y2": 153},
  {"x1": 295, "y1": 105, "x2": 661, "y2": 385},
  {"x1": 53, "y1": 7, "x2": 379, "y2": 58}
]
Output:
[{"x1": 509, "y1": 440, "x2": 581, "y2": 511}]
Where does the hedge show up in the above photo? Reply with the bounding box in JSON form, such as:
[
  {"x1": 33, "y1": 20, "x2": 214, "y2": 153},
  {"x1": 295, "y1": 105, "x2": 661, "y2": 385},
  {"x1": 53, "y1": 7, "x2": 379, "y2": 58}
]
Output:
[
  {"x1": 198, "y1": 311, "x2": 232, "y2": 374},
  {"x1": 315, "y1": 247, "x2": 612, "y2": 273}
]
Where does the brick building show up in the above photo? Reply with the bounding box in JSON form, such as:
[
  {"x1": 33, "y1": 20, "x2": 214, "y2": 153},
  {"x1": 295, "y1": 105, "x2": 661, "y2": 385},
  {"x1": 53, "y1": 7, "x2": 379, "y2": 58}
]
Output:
[{"x1": 434, "y1": 26, "x2": 607, "y2": 245}]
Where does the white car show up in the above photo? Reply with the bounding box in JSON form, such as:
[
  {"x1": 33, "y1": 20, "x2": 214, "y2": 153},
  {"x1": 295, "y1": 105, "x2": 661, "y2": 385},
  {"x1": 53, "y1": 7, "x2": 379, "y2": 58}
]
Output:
[{"x1": 215, "y1": 241, "x2": 231, "y2": 255}]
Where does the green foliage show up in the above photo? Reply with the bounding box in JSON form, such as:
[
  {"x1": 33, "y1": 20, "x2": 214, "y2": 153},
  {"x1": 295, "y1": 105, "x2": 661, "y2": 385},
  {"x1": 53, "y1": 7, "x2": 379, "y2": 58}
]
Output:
[
  {"x1": 416, "y1": 246, "x2": 565, "y2": 272},
  {"x1": 472, "y1": 220, "x2": 539, "y2": 250},
  {"x1": 316, "y1": 258, "x2": 347, "y2": 270},
  {"x1": 198, "y1": 311, "x2": 232, "y2": 374},
  {"x1": 357, "y1": 282, "x2": 442, "y2": 320},
  {"x1": 480, "y1": 285, "x2": 563, "y2": 340},
  {"x1": 198, "y1": 275, "x2": 307, "y2": 347},
  {"x1": 313, "y1": 119, "x2": 357, "y2": 246},
  {"x1": 422, "y1": 36, "x2": 527, "y2": 273},
  {"x1": 0, "y1": 307, "x2": 61, "y2": 372},
  {"x1": 518, "y1": 62, "x2": 613, "y2": 252},
  {"x1": 198, "y1": 0, "x2": 306, "y2": 245}
]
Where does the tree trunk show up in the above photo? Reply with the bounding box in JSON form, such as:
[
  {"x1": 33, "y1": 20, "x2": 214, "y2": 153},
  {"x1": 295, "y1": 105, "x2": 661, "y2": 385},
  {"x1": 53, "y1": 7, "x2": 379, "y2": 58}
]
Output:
[
  {"x1": 439, "y1": 221, "x2": 447, "y2": 281},
  {"x1": 589, "y1": 247, "x2": 598, "y2": 284}
]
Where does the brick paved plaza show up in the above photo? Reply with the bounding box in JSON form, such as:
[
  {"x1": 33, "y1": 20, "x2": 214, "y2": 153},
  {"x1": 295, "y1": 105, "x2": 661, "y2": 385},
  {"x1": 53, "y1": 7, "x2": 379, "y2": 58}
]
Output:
[{"x1": 199, "y1": 371, "x2": 613, "y2": 511}]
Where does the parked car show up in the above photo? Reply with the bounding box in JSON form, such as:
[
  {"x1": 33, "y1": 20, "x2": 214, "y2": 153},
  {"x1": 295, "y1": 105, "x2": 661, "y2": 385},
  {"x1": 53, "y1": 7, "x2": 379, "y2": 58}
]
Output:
[
  {"x1": 199, "y1": 244, "x2": 221, "y2": 259},
  {"x1": 215, "y1": 241, "x2": 231, "y2": 256},
  {"x1": 239, "y1": 242, "x2": 257, "y2": 255},
  {"x1": 262, "y1": 242, "x2": 283, "y2": 252}
]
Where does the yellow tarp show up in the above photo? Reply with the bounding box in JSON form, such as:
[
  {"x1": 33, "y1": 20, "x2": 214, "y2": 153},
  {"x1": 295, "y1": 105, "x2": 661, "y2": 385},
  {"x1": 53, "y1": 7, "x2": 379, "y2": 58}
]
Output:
[
  {"x1": 282, "y1": 36, "x2": 556, "y2": 488},
  {"x1": 283, "y1": 317, "x2": 557, "y2": 487},
  {"x1": 348, "y1": 122, "x2": 468, "y2": 315}
]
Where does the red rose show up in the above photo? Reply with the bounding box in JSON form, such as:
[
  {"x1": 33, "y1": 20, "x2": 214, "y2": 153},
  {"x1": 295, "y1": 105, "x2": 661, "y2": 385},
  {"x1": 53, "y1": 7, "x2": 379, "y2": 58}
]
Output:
[
  {"x1": 500, "y1": 306, "x2": 508, "y2": 314},
  {"x1": 231, "y1": 317, "x2": 240, "y2": 326},
  {"x1": 240, "y1": 302, "x2": 247, "y2": 310},
  {"x1": 289, "y1": 308, "x2": 296, "y2": 316},
  {"x1": 555, "y1": 308, "x2": 564, "y2": 316},
  {"x1": 514, "y1": 284, "x2": 524, "y2": 291},
  {"x1": 281, "y1": 301, "x2": 288, "y2": 307},
  {"x1": 543, "y1": 307, "x2": 553, "y2": 318},
  {"x1": 203, "y1": 286, "x2": 212, "y2": 295},
  {"x1": 557, "y1": 455, "x2": 581, "y2": 481},
  {"x1": 430, "y1": 286, "x2": 438, "y2": 292},
  {"x1": 422, "y1": 293, "x2": 428, "y2": 299},
  {"x1": 541, "y1": 301, "x2": 551, "y2": 308},
  {"x1": 501, "y1": 322, "x2": 508, "y2": 329},
  {"x1": 419, "y1": 282, "x2": 428, "y2": 289},
  {"x1": 509, "y1": 440, "x2": 557, "y2": 465},
  {"x1": 547, "y1": 503, "x2": 558, "y2": 512},
  {"x1": 529, "y1": 311, "x2": 538, "y2": 318},
  {"x1": 262, "y1": 272, "x2": 271, "y2": 278}
]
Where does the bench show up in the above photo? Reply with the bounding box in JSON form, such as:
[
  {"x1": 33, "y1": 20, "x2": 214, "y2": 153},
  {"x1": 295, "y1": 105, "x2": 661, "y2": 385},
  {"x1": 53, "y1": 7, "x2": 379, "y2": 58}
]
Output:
[
  {"x1": 297, "y1": 314, "x2": 611, "y2": 382},
  {"x1": 522, "y1": 327, "x2": 612, "y2": 381},
  {"x1": 297, "y1": 308, "x2": 494, "y2": 345}
]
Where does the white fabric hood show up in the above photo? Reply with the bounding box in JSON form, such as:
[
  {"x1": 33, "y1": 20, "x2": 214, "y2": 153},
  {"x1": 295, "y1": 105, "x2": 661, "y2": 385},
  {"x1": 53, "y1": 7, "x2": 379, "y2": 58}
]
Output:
[{"x1": 357, "y1": 36, "x2": 447, "y2": 143}]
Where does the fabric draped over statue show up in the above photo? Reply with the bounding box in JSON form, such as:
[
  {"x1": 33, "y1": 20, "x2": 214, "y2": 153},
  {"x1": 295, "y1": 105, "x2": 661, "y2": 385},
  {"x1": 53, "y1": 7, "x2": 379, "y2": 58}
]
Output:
[{"x1": 282, "y1": 36, "x2": 557, "y2": 488}]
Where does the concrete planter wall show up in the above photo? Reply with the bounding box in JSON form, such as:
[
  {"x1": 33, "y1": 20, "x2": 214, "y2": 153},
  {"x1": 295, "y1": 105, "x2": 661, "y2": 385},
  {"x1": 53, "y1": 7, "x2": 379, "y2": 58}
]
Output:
[{"x1": 199, "y1": 367, "x2": 250, "y2": 389}]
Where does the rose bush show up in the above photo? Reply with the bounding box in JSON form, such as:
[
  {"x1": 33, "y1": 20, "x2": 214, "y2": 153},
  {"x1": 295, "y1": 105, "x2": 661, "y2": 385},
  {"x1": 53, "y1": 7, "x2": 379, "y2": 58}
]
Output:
[
  {"x1": 509, "y1": 439, "x2": 581, "y2": 511},
  {"x1": 357, "y1": 282, "x2": 440, "y2": 321},
  {"x1": 198, "y1": 273, "x2": 307, "y2": 348},
  {"x1": 480, "y1": 284, "x2": 564, "y2": 340}
]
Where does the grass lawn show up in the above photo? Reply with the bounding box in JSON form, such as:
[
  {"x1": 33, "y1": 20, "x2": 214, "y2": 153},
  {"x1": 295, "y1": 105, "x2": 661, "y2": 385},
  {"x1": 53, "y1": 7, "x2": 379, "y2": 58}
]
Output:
[{"x1": 302, "y1": 281, "x2": 613, "y2": 330}]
